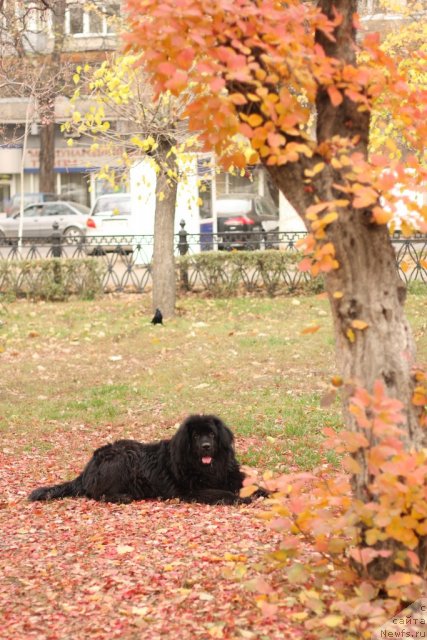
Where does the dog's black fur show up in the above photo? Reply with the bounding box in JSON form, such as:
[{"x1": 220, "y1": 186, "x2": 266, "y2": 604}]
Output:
[{"x1": 28, "y1": 415, "x2": 256, "y2": 505}]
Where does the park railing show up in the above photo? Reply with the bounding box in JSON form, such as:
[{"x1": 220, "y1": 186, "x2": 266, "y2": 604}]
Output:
[{"x1": 0, "y1": 228, "x2": 425, "y2": 297}]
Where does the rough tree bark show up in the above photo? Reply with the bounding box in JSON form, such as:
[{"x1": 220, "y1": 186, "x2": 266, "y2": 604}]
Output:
[
  {"x1": 270, "y1": 2, "x2": 422, "y2": 445},
  {"x1": 266, "y1": 0, "x2": 424, "y2": 576},
  {"x1": 39, "y1": 103, "x2": 56, "y2": 193}
]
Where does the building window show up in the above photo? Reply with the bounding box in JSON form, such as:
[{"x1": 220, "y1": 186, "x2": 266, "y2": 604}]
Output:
[
  {"x1": 69, "y1": 6, "x2": 84, "y2": 35},
  {"x1": 65, "y1": 3, "x2": 118, "y2": 36}
]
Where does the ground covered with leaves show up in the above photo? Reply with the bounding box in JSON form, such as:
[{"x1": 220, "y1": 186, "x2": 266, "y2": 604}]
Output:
[
  {"x1": 0, "y1": 293, "x2": 426, "y2": 639},
  {"x1": 1, "y1": 427, "x2": 308, "y2": 640}
]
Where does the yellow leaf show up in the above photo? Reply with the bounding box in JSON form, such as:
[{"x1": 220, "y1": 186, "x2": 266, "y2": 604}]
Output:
[
  {"x1": 240, "y1": 485, "x2": 258, "y2": 498},
  {"x1": 333, "y1": 199, "x2": 350, "y2": 208},
  {"x1": 365, "y1": 528, "x2": 383, "y2": 546},
  {"x1": 247, "y1": 114, "x2": 263, "y2": 127},
  {"x1": 304, "y1": 162, "x2": 325, "y2": 178},
  {"x1": 331, "y1": 157, "x2": 342, "y2": 169},
  {"x1": 291, "y1": 612, "x2": 309, "y2": 621},
  {"x1": 207, "y1": 624, "x2": 224, "y2": 638},
  {"x1": 321, "y1": 211, "x2": 338, "y2": 226},
  {"x1": 73, "y1": 73, "x2": 80, "y2": 85},
  {"x1": 131, "y1": 606, "x2": 149, "y2": 616},
  {"x1": 321, "y1": 614, "x2": 344, "y2": 628},
  {"x1": 346, "y1": 328, "x2": 356, "y2": 343},
  {"x1": 351, "y1": 319, "x2": 369, "y2": 330},
  {"x1": 117, "y1": 544, "x2": 134, "y2": 554}
]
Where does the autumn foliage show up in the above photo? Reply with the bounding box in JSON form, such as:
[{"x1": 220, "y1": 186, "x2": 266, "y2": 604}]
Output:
[
  {"x1": 243, "y1": 377, "x2": 427, "y2": 637},
  {"x1": 125, "y1": 0, "x2": 427, "y2": 238},
  {"x1": 123, "y1": 0, "x2": 427, "y2": 633}
]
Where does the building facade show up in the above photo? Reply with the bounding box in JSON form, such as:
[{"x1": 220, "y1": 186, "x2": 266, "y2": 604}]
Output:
[{"x1": 0, "y1": 1, "x2": 120, "y2": 209}]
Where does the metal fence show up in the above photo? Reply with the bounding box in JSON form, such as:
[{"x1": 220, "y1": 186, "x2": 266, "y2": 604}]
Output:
[{"x1": 0, "y1": 230, "x2": 426, "y2": 296}]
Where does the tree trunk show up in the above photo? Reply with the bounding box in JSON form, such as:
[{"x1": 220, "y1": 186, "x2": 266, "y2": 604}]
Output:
[
  {"x1": 38, "y1": 0, "x2": 66, "y2": 194},
  {"x1": 265, "y1": 0, "x2": 424, "y2": 578},
  {"x1": 39, "y1": 113, "x2": 56, "y2": 193},
  {"x1": 152, "y1": 170, "x2": 178, "y2": 318}
]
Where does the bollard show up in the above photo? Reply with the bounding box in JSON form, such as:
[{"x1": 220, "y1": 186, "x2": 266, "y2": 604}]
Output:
[
  {"x1": 178, "y1": 219, "x2": 189, "y2": 256},
  {"x1": 51, "y1": 221, "x2": 62, "y2": 258},
  {"x1": 178, "y1": 219, "x2": 190, "y2": 291},
  {"x1": 51, "y1": 221, "x2": 62, "y2": 287}
]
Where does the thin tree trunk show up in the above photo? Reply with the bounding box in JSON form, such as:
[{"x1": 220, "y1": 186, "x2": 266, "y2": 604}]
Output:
[
  {"x1": 38, "y1": 0, "x2": 66, "y2": 193},
  {"x1": 152, "y1": 171, "x2": 178, "y2": 318},
  {"x1": 39, "y1": 112, "x2": 56, "y2": 193}
]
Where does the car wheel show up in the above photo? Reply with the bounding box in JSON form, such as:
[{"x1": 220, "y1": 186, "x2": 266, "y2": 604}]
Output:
[{"x1": 62, "y1": 226, "x2": 84, "y2": 244}]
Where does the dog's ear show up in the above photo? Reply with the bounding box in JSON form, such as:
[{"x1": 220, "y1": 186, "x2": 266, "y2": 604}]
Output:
[
  {"x1": 212, "y1": 416, "x2": 235, "y2": 451},
  {"x1": 171, "y1": 416, "x2": 192, "y2": 459}
]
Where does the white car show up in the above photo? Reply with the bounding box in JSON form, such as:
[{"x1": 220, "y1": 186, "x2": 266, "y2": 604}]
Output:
[{"x1": 85, "y1": 193, "x2": 132, "y2": 253}]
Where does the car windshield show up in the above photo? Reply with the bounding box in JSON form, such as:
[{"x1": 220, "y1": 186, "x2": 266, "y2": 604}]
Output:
[
  {"x1": 70, "y1": 203, "x2": 90, "y2": 214},
  {"x1": 216, "y1": 199, "x2": 252, "y2": 215},
  {"x1": 12, "y1": 194, "x2": 56, "y2": 206},
  {"x1": 92, "y1": 196, "x2": 131, "y2": 215}
]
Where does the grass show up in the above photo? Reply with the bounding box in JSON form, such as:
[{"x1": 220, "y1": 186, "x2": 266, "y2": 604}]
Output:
[{"x1": 0, "y1": 291, "x2": 426, "y2": 472}]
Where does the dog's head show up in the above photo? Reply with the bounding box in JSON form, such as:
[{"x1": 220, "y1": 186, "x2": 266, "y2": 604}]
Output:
[{"x1": 172, "y1": 414, "x2": 234, "y2": 468}]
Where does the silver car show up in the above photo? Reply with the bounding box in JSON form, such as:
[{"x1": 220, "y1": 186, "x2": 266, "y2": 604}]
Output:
[{"x1": 0, "y1": 201, "x2": 90, "y2": 244}]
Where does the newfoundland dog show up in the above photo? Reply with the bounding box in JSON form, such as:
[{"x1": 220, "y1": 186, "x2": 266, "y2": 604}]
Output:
[{"x1": 28, "y1": 415, "x2": 259, "y2": 505}]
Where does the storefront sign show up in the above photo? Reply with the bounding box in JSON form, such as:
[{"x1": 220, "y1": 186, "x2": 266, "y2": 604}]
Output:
[{"x1": 24, "y1": 146, "x2": 114, "y2": 170}]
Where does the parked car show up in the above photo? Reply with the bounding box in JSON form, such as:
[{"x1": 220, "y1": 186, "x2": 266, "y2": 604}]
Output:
[
  {"x1": 216, "y1": 194, "x2": 280, "y2": 249},
  {"x1": 0, "y1": 201, "x2": 90, "y2": 243},
  {"x1": 85, "y1": 193, "x2": 132, "y2": 253},
  {"x1": 4, "y1": 192, "x2": 57, "y2": 217}
]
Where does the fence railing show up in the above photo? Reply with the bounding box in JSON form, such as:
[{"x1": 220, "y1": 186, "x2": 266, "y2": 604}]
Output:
[{"x1": 0, "y1": 230, "x2": 426, "y2": 296}]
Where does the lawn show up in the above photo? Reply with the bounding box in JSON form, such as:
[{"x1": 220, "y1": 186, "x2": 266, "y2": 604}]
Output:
[{"x1": 0, "y1": 292, "x2": 426, "y2": 639}]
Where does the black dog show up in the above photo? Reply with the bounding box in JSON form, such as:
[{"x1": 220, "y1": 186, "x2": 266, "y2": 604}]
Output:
[{"x1": 28, "y1": 415, "x2": 258, "y2": 505}]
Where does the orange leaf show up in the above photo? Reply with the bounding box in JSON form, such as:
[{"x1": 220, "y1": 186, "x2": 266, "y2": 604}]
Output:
[
  {"x1": 301, "y1": 325, "x2": 321, "y2": 335},
  {"x1": 351, "y1": 319, "x2": 369, "y2": 330},
  {"x1": 353, "y1": 186, "x2": 378, "y2": 209},
  {"x1": 229, "y1": 93, "x2": 247, "y2": 106},
  {"x1": 298, "y1": 258, "x2": 312, "y2": 272},
  {"x1": 267, "y1": 132, "x2": 286, "y2": 147},
  {"x1": 372, "y1": 207, "x2": 393, "y2": 225},
  {"x1": 306, "y1": 202, "x2": 329, "y2": 217},
  {"x1": 327, "y1": 85, "x2": 343, "y2": 107}
]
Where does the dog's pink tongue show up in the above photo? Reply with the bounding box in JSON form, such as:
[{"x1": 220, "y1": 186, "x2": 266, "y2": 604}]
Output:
[{"x1": 202, "y1": 456, "x2": 212, "y2": 464}]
